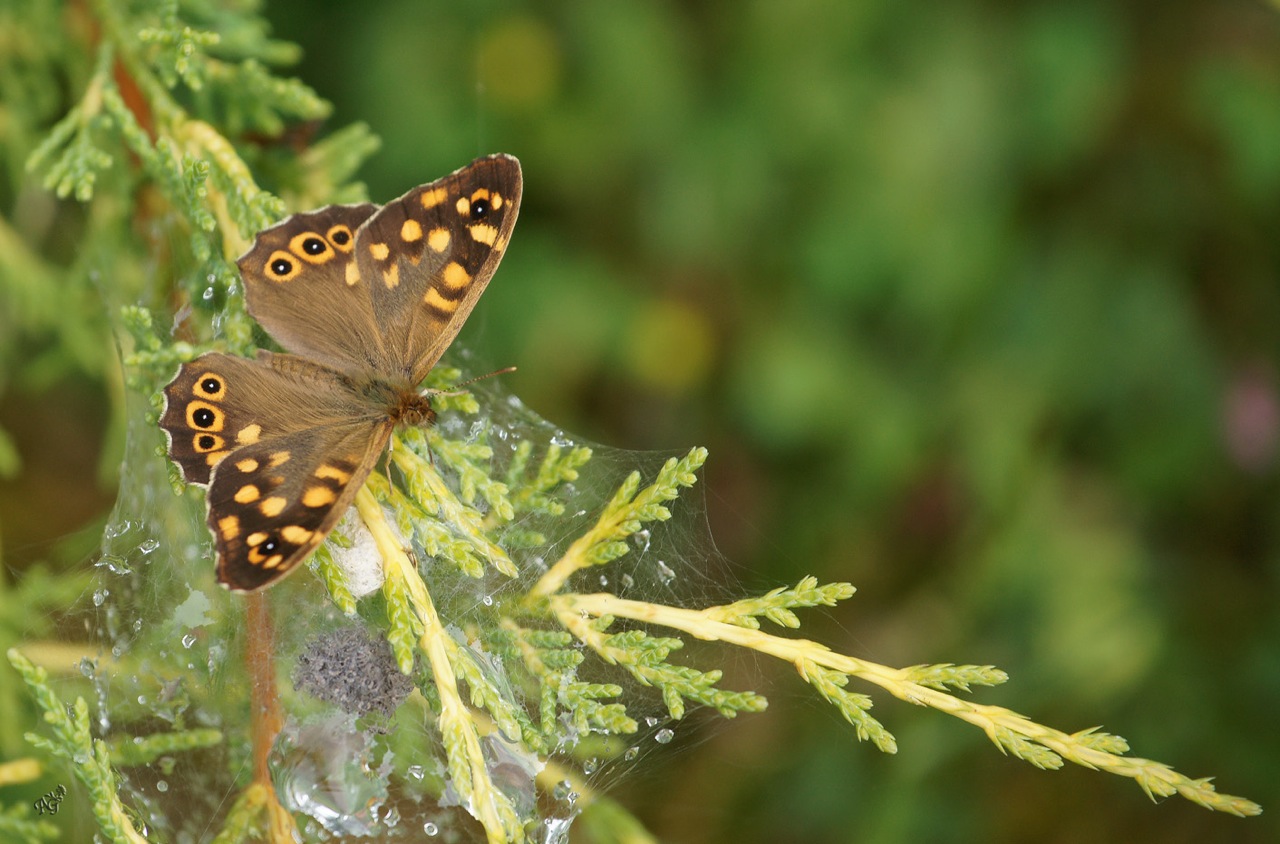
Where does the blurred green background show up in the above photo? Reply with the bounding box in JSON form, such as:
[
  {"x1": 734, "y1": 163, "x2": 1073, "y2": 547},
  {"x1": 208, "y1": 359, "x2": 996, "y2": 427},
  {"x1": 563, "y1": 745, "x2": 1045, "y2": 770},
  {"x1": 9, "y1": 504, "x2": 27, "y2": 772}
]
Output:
[{"x1": 4, "y1": 0, "x2": 1279, "y2": 841}]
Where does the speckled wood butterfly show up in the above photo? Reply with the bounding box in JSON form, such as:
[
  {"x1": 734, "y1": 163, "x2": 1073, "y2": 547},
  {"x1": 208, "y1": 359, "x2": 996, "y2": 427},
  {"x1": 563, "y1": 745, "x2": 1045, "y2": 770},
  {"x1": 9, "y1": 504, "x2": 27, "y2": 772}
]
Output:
[{"x1": 160, "y1": 154, "x2": 522, "y2": 591}]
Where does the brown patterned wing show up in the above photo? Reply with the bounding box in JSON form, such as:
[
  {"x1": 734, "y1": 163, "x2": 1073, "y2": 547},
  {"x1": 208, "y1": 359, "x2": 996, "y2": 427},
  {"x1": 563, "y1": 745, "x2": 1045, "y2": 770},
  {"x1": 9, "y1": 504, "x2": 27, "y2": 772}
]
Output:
[
  {"x1": 237, "y1": 203, "x2": 390, "y2": 376},
  {"x1": 350, "y1": 154, "x2": 523, "y2": 383},
  {"x1": 160, "y1": 351, "x2": 371, "y2": 486},
  {"x1": 206, "y1": 419, "x2": 392, "y2": 591}
]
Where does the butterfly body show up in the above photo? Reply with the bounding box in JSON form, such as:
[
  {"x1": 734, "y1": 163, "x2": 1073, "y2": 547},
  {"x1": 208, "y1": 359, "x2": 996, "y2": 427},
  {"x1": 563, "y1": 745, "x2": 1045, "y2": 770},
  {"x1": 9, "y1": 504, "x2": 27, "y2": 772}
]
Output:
[{"x1": 160, "y1": 155, "x2": 522, "y2": 591}]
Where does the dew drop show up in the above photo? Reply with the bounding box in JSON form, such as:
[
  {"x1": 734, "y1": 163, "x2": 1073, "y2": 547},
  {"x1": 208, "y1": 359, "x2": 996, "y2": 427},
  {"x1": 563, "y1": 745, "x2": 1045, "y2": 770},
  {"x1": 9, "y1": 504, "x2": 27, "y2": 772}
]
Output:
[
  {"x1": 407, "y1": 765, "x2": 425, "y2": 781},
  {"x1": 482, "y1": 595, "x2": 494, "y2": 607},
  {"x1": 655, "y1": 728, "x2": 675, "y2": 745},
  {"x1": 656, "y1": 560, "x2": 676, "y2": 586},
  {"x1": 156, "y1": 780, "x2": 168, "y2": 793},
  {"x1": 423, "y1": 822, "x2": 439, "y2": 836},
  {"x1": 582, "y1": 758, "x2": 599, "y2": 775},
  {"x1": 632, "y1": 529, "x2": 651, "y2": 554},
  {"x1": 92, "y1": 589, "x2": 109, "y2": 607},
  {"x1": 139, "y1": 538, "x2": 160, "y2": 554},
  {"x1": 181, "y1": 634, "x2": 197, "y2": 649},
  {"x1": 620, "y1": 574, "x2": 635, "y2": 589},
  {"x1": 624, "y1": 746, "x2": 639, "y2": 761}
]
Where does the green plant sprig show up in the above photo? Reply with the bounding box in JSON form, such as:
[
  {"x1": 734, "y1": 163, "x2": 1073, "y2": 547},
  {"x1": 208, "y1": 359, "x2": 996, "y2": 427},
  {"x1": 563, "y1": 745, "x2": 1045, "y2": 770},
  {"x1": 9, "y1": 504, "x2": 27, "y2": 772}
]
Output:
[
  {"x1": 6, "y1": 648, "x2": 147, "y2": 844},
  {"x1": 546, "y1": 592, "x2": 1263, "y2": 817}
]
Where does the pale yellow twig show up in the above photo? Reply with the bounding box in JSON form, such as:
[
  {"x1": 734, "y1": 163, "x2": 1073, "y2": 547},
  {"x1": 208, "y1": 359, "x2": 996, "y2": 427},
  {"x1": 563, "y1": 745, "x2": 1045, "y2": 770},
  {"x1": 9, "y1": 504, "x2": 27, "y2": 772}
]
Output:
[
  {"x1": 356, "y1": 487, "x2": 524, "y2": 843},
  {"x1": 551, "y1": 592, "x2": 1262, "y2": 817}
]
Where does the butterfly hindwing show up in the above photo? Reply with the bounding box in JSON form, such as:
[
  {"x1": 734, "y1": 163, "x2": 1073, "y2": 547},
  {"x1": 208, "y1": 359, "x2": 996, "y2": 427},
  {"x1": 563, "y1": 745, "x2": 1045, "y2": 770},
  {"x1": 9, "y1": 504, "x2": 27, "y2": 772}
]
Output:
[
  {"x1": 352, "y1": 154, "x2": 523, "y2": 382},
  {"x1": 160, "y1": 351, "x2": 370, "y2": 486},
  {"x1": 237, "y1": 203, "x2": 388, "y2": 376},
  {"x1": 206, "y1": 420, "x2": 392, "y2": 591}
]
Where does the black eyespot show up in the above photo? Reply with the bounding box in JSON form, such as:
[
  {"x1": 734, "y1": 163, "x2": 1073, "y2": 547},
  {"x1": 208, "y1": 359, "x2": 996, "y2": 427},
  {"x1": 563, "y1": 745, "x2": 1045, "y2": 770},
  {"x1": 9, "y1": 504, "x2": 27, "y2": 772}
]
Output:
[
  {"x1": 200, "y1": 377, "x2": 221, "y2": 394},
  {"x1": 192, "y1": 407, "x2": 215, "y2": 428},
  {"x1": 330, "y1": 229, "x2": 350, "y2": 245},
  {"x1": 302, "y1": 237, "x2": 326, "y2": 254},
  {"x1": 470, "y1": 198, "x2": 490, "y2": 220},
  {"x1": 271, "y1": 258, "x2": 293, "y2": 276},
  {"x1": 197, "y1": 434, "x2": 216, "y2": 450},
  {"x1": 261, "y1": 538, "x2": 280, "y2": 554}
]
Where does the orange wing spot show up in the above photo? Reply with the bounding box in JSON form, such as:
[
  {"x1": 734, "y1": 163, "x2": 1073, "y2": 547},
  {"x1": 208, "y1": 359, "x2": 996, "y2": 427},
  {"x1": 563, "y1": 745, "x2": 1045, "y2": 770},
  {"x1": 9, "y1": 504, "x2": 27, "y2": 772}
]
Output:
[
  {"x1": 268, "y1": 451, "x2": 291, "y2": 468},
  {"x1": 193, "y1": 433, "x2": 225, "y2": 454},
  {"x1": 234, "y1": 484, "x2": 261, "y2": 504},
  {"x1": 236, "y1": 458, "x2": 259, "y2": 473},
  {"x1": 345, "y1": 262, "x2": 361, "y2": 286},
  {"x1": 261, "y1": 554, "x2": 285, "y2": 570},
  {"x1": 369, "y1": 242, "x2": 390, "y2": 261},
  {"x1": 186, "y1": 401, "x2": 225, "y2": 432},
  {"x1": 470, "y1": 188, "x2": 492, "y2": 202},
  {"x1": 205, "y1": 450, "x2": 228, "y2": 468},
  {"x1": 383, "y1": 264, "x2": 400, "y2": 289},
  {"x1": 442, "y1": 261, "x2": 472, "y2": 290},
  {"x1": 193, "y1": 373, "x2": 226, "y2": 400},
  {"x1": 469, "y1": 223, "x2": 498, "y2": 246},
  {"x1": 247, "y1": 531, "x2": 269, "y2": 547},
  {"x1": 259, "y1": 496, "x2": 288, "y2": 517},
  {"x1": 424, "y1": 287, "x2": 458, "y2": 314},
  {"x1": 455, "y1": 196, "x2": 471, "y2": 217},
  {"x1": 237, "y1": 424, "x2": 262, "y2": 445},
  {"x1": 494, "y1": 234, "x2": 508, "y2": 253},
  {"x1": 490, "y1": 193, "x2": 504, "y2": 210},
  {"x1": 327, "y1": 224, "x2": 355, "y2": 253},
  {"x1": 281, "y1": 525, "x2": 314, "y2": 544},
  {"x1": 428, "y1": 227, "x2": 451, "y2": 253},
  {"x1": 289, "y1": 231, "x2": 334, "y2": 264},
  {"x1": 218, "y1": 515, "x2": 240, "y2": 540},
  {"x1": 264, "y1": 250, "x2": 300, "y2": 283},
  {"x1": 401, "y1": 219, "x2": 423, "y2": 242},
  {"x1": 420, "y1": 187, "x2": 447, "y2": 209},
  {"x1": 302, "y1": 486, "x2": 337, "y2": 508},
  {"x1": 315, "y1": 464, "x2": 352, "y2": 484}
]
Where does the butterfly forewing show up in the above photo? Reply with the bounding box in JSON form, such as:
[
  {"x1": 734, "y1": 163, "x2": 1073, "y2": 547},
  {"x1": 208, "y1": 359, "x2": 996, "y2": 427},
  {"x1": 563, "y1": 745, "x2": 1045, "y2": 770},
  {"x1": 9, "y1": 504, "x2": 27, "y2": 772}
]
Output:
[
  {"x1": 206, "y1": 420, "x2": 392, "y2": 591},
  {"x1": 352, "y1": 154, "x2": 522, "y2": 382}
]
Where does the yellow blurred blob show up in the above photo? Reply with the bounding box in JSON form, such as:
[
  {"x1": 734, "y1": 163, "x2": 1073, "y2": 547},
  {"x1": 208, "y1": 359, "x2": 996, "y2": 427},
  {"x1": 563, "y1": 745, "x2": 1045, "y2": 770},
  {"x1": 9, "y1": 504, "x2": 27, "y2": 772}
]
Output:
[
  {"x1": 477, "y1": 17, "x2": 562, "y2": 112},
  {"x1": 625, "y1": 299, "x2": 716, "y2": 394}
]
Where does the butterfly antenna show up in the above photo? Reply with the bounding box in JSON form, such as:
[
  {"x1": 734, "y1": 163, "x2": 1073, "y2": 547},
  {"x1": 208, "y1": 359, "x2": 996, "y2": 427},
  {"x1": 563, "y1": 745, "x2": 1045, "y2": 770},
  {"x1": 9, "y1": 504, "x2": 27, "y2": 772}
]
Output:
[{"x1": 428, "y1": 366, "x2": 517, "y2": 398}]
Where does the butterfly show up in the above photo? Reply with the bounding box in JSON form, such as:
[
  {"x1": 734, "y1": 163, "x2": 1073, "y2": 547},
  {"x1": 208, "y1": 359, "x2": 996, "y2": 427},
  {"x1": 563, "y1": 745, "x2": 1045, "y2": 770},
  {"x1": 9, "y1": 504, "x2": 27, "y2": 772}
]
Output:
[{"x1": 159, "y1": 154, "x2": 522, "y2": 590}]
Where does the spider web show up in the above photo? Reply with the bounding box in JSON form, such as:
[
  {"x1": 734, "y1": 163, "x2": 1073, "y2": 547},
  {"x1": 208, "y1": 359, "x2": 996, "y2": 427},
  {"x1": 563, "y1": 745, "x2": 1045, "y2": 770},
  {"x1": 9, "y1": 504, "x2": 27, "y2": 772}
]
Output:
[{"x1": 68, "y1": 343, "x2": 745, "y2": 842}]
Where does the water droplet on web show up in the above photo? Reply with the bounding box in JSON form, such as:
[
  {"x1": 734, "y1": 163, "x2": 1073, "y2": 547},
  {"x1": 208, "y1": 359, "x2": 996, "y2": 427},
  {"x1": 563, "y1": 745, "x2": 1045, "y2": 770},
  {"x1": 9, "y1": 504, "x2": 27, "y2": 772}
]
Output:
[
  {"x1": 624, "y1": 746, "x2": 639, "y2": 761},
  {"x1": 93, "y1": 589, "x2": 109, "y2": 607},
  {"x1": 423, "y1": 821, "x2": 439, "y2": 836},
  {"x1": 655, "y1": 728, "x2": 675, "y2": 745},
  {"x1": 157, "y1": 780, "x2": 168, "y2": 793},
  {"x1": 620, "y1": 573, "x2": 635, "y2": 589},
  {"x1": 645, "y1": 716, "x2": 659, "y2": 728},
  {"x1": 181, "y1": 634, "x2": 197, "y2": 649},
  {"x1": 552, "y1": 780, "x2": 572, "y2": 801},
  {"x1": 632, "y1": 529, "x2": 651, "y2": 554},
  {"x1": 582, "y1": 758, "x2": 599, "y2": 775},
  {"x1": 550, "y1": 432, "x2": 573, "y2": 447},
  {"x1": 598, "y1": 575, "x2": 608, "y2": 587},
  {"x1": 482, "y1": 595, "x2": 494, "y2": 607},
  {"x1": 202, "y1": 286, "x2": 216, "y2": 301},
  {"x1": 382, "y1": 805, "x2": 400, "y2": 827},
  {"x1": 656, "y1": 560, "x2": 676, "y2": 586},
  {"x1": 79, "y1": 658, "x2": 96, "y2": 678},
  {"x1": 139, "y1": 538, "x2": 160, "y2": 554},
  {"x1": 407, "y1": 765, "x2": 425, "y2": 782}
]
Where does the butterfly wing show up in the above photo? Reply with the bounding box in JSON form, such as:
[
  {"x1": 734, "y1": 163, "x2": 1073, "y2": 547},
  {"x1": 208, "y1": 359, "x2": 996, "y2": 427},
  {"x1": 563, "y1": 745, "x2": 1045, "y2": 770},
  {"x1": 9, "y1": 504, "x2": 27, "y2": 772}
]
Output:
[
  {"x1": 237, "y1": 203, "x2": 389, "y2": 375},
  {"x1": 160, "y1": 351, "x2": 390, "y2": 590},
  {"x1": 206, "y1": 420, "x2": 391, "y2": 591},
  {"x1": 351, "y1": 154, "x2": 522, "y2": 383}
]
